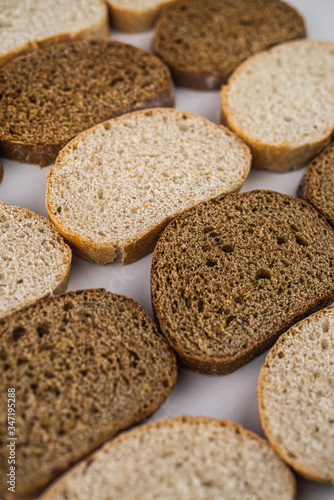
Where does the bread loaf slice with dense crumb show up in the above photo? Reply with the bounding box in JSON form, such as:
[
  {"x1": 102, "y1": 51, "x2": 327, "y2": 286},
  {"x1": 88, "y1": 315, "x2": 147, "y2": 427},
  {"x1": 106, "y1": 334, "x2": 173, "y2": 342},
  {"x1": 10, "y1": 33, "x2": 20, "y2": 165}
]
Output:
[
  {"x1": 0, "y1": 289, "x2": 177, "y2": 499},
  {"x1": 40, "y1": 416, "x2": 295, "y2": 500},
  {"x1": 221, "y1": 40, "x2": 334, "y2": 171},
  {"x1": 0, "y1": 201, "x2": 71, "y2": 318},
  {"x1": 46, "y1": 108, "x2": 251, "y2": 265},
  {"x1": 258, "y1": 306, "x2": 334, "y2": 483},
  {"x1": 151, "y1": 190, "x2": 334, "y2": 374},
  {"x1": 108, "y1": 0, "x2": 179, "y2": 32}
]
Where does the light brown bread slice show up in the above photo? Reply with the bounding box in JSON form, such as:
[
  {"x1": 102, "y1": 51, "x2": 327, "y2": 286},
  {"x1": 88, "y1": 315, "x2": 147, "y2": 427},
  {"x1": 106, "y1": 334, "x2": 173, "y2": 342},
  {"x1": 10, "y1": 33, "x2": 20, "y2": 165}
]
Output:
[
  {"x1": 0, "y1": 289, "x2": 177, "y2": 499},
  {"x1": 0, "y1": 40, "x2": 174, "y2": 167},
  {"x1": 40, "y1": 416, "x2": 295, "y2": 500},
  {"x1": 0, "y1": 0, "x2": 109, "y2": 67},
  {"x1": 154, "y1": 0, "x2": 305, "y2": 90},
  {"x1": 258, "y1": 306, "x2": 334, "y2": 483},
  {"x1": 46, "y1": 108, "x2": 251, "y2": 265},
  {"x1": 0, "y1": 201, "x2": 71, "y2": 318},
  {"x1": 221, "y1": 40, "x2": 334, "y2": 172},
  {"x1": 151, "y1": 190, "x2": 334, "y2": 374}
]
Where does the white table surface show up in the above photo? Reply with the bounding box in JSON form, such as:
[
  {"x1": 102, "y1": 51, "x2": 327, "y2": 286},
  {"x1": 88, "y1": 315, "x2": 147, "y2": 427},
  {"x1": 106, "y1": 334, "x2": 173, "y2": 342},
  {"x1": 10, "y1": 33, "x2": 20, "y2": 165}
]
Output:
[{"x1": 1, "y1": 1, "x2": 333, "y2": 498}]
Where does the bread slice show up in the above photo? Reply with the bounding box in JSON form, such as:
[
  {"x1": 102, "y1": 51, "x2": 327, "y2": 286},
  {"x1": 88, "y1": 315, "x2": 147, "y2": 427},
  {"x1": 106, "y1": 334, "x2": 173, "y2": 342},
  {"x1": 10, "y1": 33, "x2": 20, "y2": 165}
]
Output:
[
  {"x1": 151, "y1": 190, "x2": 334, "y2": 375},
  {"x1": 108, "y1": 0, "x2": 179, "y2": 32},
  {"x1": 0, "y1": 289, "x2": 177, "y2": 499},
  {"x1": 298, "y1": 142, "x2": 334, "y2": 226},
  {"x1": 0, "y1": 0, "x2": 109, "y2": 66},
  {"x1": 154, "y1": 0, "x2": 305, "y2": 90},
  {"x1": 221, "y1": 40, "x2": 334, "y2": 172},
  {"x1": 0, "y1": 41, "x2": 174, "y2": 167},
  {"x1": 40, "y1": 416, "x2": 295, "y2": 500},
  {"x1": 258, "y1": 306, "x2": 334, "y2": 483},
  {"x1": 0, "y1": 201, "x2": 71, "y2": 319},
  {"x1": 45, "y1": 108, "x2": 251, "y2": 265}
]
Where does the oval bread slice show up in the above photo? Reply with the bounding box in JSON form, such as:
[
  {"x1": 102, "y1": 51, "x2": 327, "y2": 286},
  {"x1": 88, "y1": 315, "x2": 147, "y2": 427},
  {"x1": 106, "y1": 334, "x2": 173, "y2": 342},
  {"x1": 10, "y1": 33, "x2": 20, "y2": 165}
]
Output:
[
  {"x1": 46, "y1": 108, "x2": 251, "y2": 265},
  {"x1": 221, "y1": 40, "x2": 334, "y2": 171},
  {"x1": 258, "y1": 306, "x2": 334, "y2": 483},
  {"x1": 0, "y1": 201, "x2": 71, "y2": 318},
  {"x1": 40, "y1": 416, "x2": 295, "y2": 500},
  {"x1": 0, "y1": 289, "x2": 177, "y2": 499}
]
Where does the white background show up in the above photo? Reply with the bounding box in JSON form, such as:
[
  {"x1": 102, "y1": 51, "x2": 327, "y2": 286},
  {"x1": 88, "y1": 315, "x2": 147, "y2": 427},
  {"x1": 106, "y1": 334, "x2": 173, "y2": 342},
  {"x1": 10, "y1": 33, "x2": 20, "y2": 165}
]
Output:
[{"x1": 1, "y1": 1, "x2": 333, "y2": 498}]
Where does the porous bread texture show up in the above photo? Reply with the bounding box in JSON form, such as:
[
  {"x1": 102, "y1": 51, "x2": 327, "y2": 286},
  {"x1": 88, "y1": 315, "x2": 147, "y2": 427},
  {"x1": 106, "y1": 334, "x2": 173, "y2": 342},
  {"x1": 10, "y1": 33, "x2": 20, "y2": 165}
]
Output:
[
  {"x1": 0, "y1": 0, "x2": 109, "y2": 66},
  {"x1": 108, "y1": 0, "x2": 180, "y2": 32},
  {"x1": 0, "y1": 41, "x2": 175, "y2": 166},
  {"x1": 258, "y1": 306, "x2": 334, "y2": 483},
  {"x1": 40, "y1": 416, "x2": 296, "y2": 500},
  {"x1": 0, "y1": 201, "x2": 71, "y2": 318},
  {"x1": 221, "y1": 40, "x2": 334, "y2": 172},
  {"x1": 154, "y1": 0, "x2": 305, "y2": 90},
  {"x1": 151, "y1": 190, "x2": 334, "y2": 374},
  {"x1": 298, "y1": 142, "x2": 334, "y2": 226},
  {"x1": 0, "y1": 289, "x2": 177, "y2": 499},
  {"x1": 46, "y1": 108, "x2": 251, "y2": 265}
]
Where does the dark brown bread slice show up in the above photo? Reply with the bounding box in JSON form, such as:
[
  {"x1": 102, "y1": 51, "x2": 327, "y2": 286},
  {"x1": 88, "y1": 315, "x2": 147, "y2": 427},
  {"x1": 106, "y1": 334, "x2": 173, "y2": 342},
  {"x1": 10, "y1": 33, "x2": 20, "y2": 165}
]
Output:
[
  {"x1": 154, "y1": 0, "x2": 306, "y2": 90},
  {"x1": 0, "y1": 40, "x2": 175, "y2": 167},
  {"x1": 298, "y1": 142, "x2": 334, "y2": 226},
  {"x1": 151, "y1": 190, "x2": 334, "y2": 374},
  {"x1": 0, "y1": 289, "x2": 177, "y2": 499}
]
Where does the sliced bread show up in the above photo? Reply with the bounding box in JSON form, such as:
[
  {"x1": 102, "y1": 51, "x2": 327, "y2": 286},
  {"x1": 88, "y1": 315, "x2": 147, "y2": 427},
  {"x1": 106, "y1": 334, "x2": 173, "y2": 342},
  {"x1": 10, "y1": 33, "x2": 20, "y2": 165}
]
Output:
[
  {"x1": 221, "y1": 40, "x2": 334, "y2": 172},
  {"x1": 45, "y1": 108, "x2": 251, "y2": 265},
  {"x1": 154, "y1": 0, "x2": 305, "y2": 90},
  {"x1": 40, "y1": 416, "x2": 295, "y2": 500},
  {"x1": 0, "y1": 0, "x2": 109, "y2": 66},
  {"x1": 151, "y1": 190, "x2": 334, "y2": 374},
  {"x1": 258, "y1": 306, "x2": 334, "y2": 483},
  {"x1": 0, "y1": 201, "x2": 71, "y2": 318},
  {"x1": 298, "y1": 142, "x2": 334, "y2": 226},
  {"x1": 0, "y1": 40, "x2": 174, "y2": 167},
  {"x1": 0, "y1": 289, "x2": 177, "y2": 499}
]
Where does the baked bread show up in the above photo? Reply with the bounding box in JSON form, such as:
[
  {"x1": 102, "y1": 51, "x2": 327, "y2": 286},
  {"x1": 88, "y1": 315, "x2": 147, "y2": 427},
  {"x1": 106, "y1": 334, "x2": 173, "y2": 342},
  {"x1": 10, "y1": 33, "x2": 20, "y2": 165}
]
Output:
[
  {"x1": 45, "y1": 108, "x2": 251, "y2": 265},
  {"x1": 0, "y1": 201, "x2": 71, "y2": 318},
  {"x1": 151, "y1": 190, "x2": 334, "y2": 374},
  {"x1": 0, "y1": 289, "x2": 177, "y2": 499},
  {"x1": 108, "y1": 0, "x2": 179, "y2": 32},
  {"x1": 221, "y1": 40, "x2": 334, "y2": 172},
  {"x1": 298, "y1": 142, "x2": 334, "y2": 226},
  {"x1": 154, "y1": 0, "x2": 305, "y2": 90},
  {"x1": 40, "y1": 416, "x2": 295, "y2": 500},
  {"x1": 0, "y1": 0, "x2": 109, "y2": 66},
  {"x1": 258, "y1": 306, "x2": 334, "y2": 483},
  {"x1": 0, "y1": 40, "x2": 175, "y2": 167}
]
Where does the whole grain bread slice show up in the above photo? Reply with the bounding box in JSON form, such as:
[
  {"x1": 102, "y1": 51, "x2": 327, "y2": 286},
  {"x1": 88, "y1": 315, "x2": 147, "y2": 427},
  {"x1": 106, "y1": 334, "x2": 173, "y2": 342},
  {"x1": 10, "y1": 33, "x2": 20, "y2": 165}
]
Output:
[
  {"x1": 0, "y1": 201, "x2": 71, "y2": 318},
  {"x1": 46, "y1": 108, "x2": 251, "y2": 265},
  {"x1": 151, "y1": 190, "x2": 334, "y2": 374},
  {"x1": 0, "y1": 289, "x2": 177, "y2": 499},
  {"x1": 40, "y1": 416, "x2": 295, "y2": 500},
  {"x1": 0, "y1": 40, "x2": 174, "y2": 167},
  {"x1": 258, "y1": 306, "x2": 334, "y2": 483},
  {"x1": 154, "y1": 0, "x2": 305, "y2": 90}
]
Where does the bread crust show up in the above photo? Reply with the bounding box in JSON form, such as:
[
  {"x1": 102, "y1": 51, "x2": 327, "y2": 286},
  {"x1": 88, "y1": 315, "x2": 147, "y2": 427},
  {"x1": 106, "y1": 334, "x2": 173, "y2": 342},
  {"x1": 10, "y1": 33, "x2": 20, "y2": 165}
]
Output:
[{"x1": 40, "y1": 415, "x2": 296, "y2": 500}]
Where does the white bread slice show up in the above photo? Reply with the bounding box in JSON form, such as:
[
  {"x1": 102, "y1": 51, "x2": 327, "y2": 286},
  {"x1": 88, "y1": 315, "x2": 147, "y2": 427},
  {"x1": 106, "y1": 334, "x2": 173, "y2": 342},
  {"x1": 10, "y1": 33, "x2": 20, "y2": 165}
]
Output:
[
  {"x1": 221, "y1": 40, "x2": 334, "y2": 172},
  {"x1": 45, "y1": 108, "x2": 251, "y2": 265},
  {"x1": 0, "y1": 201, "x2": 71, "y2": 318},
  {"x1": 258, "y1": 306, "x2": 334, "y2": 483},
  {"x1": 107, "y1": 0, "x2": 179, "y2": 32},
  {"x1": 41, "y1": 416, "x2": 296, "y2": 500},
  {"x1": 0, "y1": 0, "x2": 109, "y2": 66}
]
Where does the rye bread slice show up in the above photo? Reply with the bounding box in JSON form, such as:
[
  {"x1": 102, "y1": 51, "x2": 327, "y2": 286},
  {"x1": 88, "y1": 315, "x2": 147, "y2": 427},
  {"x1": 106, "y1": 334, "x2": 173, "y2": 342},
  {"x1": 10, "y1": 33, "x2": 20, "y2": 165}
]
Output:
[
  {"x1": 151, "y1": 190, "x2": 334, "y2": 375},
  {"x1": 298, "y1": 142, "x2": 334, "y2": 226},
  {"x1": 258, "y1": 306, "x2": 334, "y2": 483},
  {"x1": 153, "y1": 0, "x2": 305, "y2": 90},
  {"x1": 0, "y1": 289, "x2": 177, "y2": 499},
  {"x1": 40, "y1": 416, "x2": 295, "y2": 500},
  {"x1": 0, "y1": 40, "x2": 174, "y2": 167}
]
